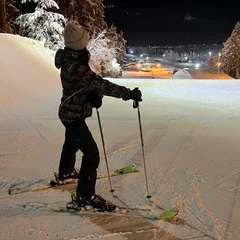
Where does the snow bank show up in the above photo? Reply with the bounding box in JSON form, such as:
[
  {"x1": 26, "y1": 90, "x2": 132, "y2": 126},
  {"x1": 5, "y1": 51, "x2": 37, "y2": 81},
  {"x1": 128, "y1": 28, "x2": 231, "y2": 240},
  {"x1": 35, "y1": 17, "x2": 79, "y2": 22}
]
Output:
[{"x1": 171, "y1": 69, "x2": 193, "y2": 79}]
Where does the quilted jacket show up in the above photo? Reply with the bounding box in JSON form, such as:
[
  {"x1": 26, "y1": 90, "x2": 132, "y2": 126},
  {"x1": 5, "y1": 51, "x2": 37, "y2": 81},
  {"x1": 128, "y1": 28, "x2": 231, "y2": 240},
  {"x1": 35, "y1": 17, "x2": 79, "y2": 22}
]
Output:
[{"x1": 55, "y1": 48, "x2": 131, "y2": 122}]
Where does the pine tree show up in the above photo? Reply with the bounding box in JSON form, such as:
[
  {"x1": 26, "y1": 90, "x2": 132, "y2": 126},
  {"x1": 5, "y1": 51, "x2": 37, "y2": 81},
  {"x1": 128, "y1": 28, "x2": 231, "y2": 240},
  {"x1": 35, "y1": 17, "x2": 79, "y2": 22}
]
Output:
[
  {"x1": 220, "y1": 21, "x2": 240, "y2": 79},
  {"x1": 82, "y1": 0, "x2": 106, "y2": 38},
  {"x1": 55, "y1": 0, "x2": 76, "y2": 17},
  {"x1": 5, "y1": 0, "x2": 21, "y2": 33},
  {"x1": 106, "y1": 24, "x2": 126, "y2": 69},
  {"x1": 56, "y1": 0, "x2": 107, "y2": 39},
  {"x1": 206, "y1": 53, "x2": 219, "y2": 70},
  {"x1": 15, "y1": 0, "x2": 65, "y2": 49},
  {"x1": 0, "y1": 0, "x2": 7, "y2": 32},
  {"x1": 116, "y1": 30, "x2": 127, "y2": 67}
]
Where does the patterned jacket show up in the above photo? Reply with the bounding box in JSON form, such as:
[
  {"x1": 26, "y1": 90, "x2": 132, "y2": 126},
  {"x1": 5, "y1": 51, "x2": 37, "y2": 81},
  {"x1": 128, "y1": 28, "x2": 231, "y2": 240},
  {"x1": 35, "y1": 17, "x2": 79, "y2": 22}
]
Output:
[{"x1": 55, "y1": 48, "x2": 131, "y2": 122}]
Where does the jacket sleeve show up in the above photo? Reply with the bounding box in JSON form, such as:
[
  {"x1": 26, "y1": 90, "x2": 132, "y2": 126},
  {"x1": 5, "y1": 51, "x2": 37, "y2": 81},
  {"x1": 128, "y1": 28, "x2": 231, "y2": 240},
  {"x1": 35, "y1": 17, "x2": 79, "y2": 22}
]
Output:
[
  {"x1": 80, "y1": 68, "x2": 131, "y2": 101},
  {"x1": 98, "y1": 76, "x2": 131, "y2": 101}
]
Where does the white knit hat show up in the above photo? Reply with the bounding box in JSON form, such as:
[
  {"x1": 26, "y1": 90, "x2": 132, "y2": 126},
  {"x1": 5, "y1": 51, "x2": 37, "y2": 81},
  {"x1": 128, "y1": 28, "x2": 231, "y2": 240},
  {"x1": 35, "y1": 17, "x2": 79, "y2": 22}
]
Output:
[{"x1": 63, "y1": 22, "x2": 90, "y2": 51}]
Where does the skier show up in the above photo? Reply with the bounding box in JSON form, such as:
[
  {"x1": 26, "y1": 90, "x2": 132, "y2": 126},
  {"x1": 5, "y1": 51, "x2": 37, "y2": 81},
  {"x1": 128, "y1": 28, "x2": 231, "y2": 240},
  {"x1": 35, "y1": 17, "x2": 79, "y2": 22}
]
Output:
[{"x1": 54, "y1": 22, "x2": 142, "y2": 210}]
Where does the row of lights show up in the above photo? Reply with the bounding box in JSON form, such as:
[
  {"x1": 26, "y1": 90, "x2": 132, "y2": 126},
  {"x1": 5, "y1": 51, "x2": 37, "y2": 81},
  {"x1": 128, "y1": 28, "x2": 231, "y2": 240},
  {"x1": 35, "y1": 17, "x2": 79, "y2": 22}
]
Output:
[
  {"x1": 130, "y1": 51, "x2": 221, "y2": 71},
  {"x1": 136, "y1": 63, "x2": 161, "y2": 70}
]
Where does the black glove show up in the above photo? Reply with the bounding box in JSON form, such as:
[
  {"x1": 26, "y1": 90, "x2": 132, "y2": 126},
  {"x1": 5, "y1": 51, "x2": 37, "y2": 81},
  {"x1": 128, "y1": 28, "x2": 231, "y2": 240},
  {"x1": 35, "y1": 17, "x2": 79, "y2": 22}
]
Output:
[
  {"x1": 89, "y1": 91, "x2": 103, "y2": 108},
  {"x1": 129, "y1": 88, "x2": 142, "y2": 102}
]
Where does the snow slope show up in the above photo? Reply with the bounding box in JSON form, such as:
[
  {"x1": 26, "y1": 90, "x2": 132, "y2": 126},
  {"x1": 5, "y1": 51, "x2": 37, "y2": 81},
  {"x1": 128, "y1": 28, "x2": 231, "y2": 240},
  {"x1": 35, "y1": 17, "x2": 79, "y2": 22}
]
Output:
[{"x1": 0, "y1": 33, "x2": 239, "y2": 240}]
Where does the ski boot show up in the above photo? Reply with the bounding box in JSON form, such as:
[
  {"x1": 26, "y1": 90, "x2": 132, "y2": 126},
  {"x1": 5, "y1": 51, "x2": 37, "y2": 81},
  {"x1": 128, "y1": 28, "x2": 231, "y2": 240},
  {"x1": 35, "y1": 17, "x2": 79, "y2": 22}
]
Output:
[
  {"x1": 67, "y1": 193, "x2": 116, "y2": 212},
  {"x1": 50, "y1": 169, "x2": 79, "y2": 186}
]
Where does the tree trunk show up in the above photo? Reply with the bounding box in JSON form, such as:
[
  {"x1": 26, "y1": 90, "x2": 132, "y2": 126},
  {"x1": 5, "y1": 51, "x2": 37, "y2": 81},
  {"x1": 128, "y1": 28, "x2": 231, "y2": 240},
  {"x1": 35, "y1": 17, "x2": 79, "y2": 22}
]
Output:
[{"x1": 0, "y1": 0, "x2": 7, "y2": 33}]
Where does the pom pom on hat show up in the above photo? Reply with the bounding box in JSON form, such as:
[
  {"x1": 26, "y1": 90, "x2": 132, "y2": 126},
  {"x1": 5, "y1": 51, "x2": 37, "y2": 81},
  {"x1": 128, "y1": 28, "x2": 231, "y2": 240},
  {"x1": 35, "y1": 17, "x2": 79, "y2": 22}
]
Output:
[{"x1": 63, "y1": 22, "x2": 90, "y2": 51}]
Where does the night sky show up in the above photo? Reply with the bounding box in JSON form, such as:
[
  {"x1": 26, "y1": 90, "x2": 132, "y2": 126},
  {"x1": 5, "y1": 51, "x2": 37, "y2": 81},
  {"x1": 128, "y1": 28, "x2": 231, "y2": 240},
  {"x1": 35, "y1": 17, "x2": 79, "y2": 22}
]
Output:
[
  {"x1": 104, "y1": 0, "x2": 239, "y2": 25},
  {"x1": 104, "y1": 0, "x2": 239, "y2": 45},
  {"x1": 103, "y1": 0, "x2": 240, "y2": 46}
]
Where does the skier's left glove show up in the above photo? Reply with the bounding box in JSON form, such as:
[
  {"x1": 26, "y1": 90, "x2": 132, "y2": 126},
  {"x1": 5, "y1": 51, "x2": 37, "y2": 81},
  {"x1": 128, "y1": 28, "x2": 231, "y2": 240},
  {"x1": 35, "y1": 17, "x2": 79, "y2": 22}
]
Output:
[
  {"x1": 129, "y1": 88, "x2": 142, "y2": 102},
  {"x1": 89, "y1": 91, "x2": 103, "y2": 108}
]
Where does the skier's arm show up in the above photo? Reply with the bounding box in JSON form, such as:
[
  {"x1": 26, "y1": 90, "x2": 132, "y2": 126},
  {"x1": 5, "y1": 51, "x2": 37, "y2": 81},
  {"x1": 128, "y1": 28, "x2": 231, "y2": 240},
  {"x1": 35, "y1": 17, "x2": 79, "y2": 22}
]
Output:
[{"x1": 87, "y1": 73, "x2": 142, "y2": 102}]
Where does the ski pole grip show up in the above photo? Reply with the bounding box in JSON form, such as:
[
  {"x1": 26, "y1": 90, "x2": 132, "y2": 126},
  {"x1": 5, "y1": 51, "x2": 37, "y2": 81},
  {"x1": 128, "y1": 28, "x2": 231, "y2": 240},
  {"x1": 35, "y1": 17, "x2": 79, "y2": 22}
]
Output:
[{"x1": 133, "y1": 87, "x2": 139, "y2": 108}]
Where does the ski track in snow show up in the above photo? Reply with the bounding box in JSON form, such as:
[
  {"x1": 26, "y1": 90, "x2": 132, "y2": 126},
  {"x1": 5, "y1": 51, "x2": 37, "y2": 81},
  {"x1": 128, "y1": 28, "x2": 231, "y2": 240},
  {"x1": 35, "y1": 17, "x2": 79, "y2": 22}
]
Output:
[
  {"x1": 0, "y1": 34, "x2": 240, "y2": 240},
  {"x1": 1, "y1": 85, "x2": 240, "y2": 239}
]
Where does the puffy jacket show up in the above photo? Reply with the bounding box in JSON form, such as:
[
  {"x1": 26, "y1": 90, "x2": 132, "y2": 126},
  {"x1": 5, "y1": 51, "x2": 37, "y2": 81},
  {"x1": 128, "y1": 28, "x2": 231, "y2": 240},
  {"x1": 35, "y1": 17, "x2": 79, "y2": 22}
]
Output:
[{"x1": 55, "y1": 48, "x2": 131, "y2": 122}]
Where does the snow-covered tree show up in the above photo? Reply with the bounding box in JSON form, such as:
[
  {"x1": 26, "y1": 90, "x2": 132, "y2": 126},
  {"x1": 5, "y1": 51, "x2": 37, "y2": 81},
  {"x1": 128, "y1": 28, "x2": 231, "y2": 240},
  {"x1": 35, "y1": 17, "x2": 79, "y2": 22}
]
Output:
[
  {"x1": 206, "y1": 52, "x2": 219, "y2": 70},
  {"x1": 15, "y1": 0, "x2": 65, "y2": 49},
  {"x1": 106, "y1": 24, "x2": 126, "y2": 68},
  {"x1": 116, "y1": 30, "x2": 127, "y2": 67},
  {"x1": 192, "y1": 52, "x2": 197, "y2": 62},
  {"x1": 56, "y1": 0, "x2": 124, "y2": 77},
  {"x1": 88, "y1": 30, "x2": 121, "y2": 78},
  {"x1": 163, "y1": 49, "x2": 175, "y2": 61},
  {"x1": 14, "y1": 0, "x2": 126, "y2": 76},
  {"x1": 220, "y1": 21, "x2": 240, "y2": 79}
]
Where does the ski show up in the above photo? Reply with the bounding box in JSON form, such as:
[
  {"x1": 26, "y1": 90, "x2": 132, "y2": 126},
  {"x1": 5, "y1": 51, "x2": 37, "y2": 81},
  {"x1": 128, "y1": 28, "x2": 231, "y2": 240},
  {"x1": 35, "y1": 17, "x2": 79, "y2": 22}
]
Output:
[
  {"x1": 52, "y1": 198, "x2": 178, "y2": 220},
  {"x1": 49, "y1": 163, "x2": 136, "y2": 186},
  {"x1": 20, "y1": 199, "x2": 179, "y2": 221},
  {"x1": 8, "y1": 164, "x2": 136, "y2": 195},
  {"x1": 142, "y1": 209, "x2": 179, "y2": 220},
  {"x1": 63, "y1": 207, "x2": 178, "y2": 220},
  {"x1": 63, "y1": 193, "x2": 179, "y2": 220},
  {"x1": 98, "y1": 163, "x2": 137, "y2": 179}
]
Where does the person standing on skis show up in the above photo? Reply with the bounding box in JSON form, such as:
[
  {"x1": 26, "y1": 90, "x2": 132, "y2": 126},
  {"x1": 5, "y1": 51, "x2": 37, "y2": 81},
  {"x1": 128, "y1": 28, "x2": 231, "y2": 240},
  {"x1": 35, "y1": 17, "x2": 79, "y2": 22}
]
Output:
[{"x1": 54, "y1": 22, "x2": 142, "y2": 210}]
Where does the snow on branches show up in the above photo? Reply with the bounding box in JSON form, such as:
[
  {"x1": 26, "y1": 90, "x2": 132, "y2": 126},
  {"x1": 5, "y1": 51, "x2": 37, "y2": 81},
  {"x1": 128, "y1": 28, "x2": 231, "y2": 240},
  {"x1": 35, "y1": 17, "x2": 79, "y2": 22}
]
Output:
[
  {"x1": 88, "y1": 30, "x2": 121, "y2": 78},
  {"x1": 15, "y1": 0, "x2": 126, "y2": 77},
  {"x1": 220, "y1": 21, "x2": 240, "y2": 79},
  {"x1": 21, "y1": 0, "x2": 59, "y2": 9},
  {"x1": 15, "y1": 0, "x2": 65, "y2": 49}
]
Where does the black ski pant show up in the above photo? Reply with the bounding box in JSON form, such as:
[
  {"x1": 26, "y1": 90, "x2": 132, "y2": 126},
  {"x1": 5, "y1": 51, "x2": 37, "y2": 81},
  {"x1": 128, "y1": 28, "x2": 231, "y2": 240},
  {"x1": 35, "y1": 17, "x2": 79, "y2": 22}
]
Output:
[{"x1": 59, "y1": 119, "x2": 100, "y2": 198}]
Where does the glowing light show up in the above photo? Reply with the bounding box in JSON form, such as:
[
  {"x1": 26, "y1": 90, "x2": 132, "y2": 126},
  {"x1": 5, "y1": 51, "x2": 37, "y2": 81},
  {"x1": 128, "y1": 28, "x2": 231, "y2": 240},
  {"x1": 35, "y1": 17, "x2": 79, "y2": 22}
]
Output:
[{"x1": 136, "y1": 63, "x2": 142, "y2": 70}]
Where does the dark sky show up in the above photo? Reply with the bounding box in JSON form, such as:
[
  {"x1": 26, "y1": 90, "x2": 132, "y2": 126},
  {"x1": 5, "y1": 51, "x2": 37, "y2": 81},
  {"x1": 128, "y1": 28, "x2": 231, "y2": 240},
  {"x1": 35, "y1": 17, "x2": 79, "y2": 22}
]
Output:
[
  {"x1": 104, "y1": 0, "x2": 239, "y2": 25},
  {"x1": 104, "y1": 0, "x2": 239, "y2": 45}
]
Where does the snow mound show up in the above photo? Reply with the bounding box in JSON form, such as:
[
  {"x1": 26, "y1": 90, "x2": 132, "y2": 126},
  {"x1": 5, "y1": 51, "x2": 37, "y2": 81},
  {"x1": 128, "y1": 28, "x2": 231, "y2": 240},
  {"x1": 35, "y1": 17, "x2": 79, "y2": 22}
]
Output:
[
  {"x1": 171, "y1": 69, "x2": 193, "y2": 79},
  {"x1": 0, "y1": 33, "x2": 60, "y2": 114}
]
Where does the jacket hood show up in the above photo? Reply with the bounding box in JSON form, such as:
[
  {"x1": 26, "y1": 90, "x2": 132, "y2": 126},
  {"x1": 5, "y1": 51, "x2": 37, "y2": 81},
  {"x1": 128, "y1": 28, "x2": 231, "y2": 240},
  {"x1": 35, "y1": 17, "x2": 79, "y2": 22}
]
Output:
[
  {"x1": 55, "y1": 49, "x2": 66, "y2": 69},
  {"x1": 54, "y1": 48, "x2": 88, "y2": 69}
]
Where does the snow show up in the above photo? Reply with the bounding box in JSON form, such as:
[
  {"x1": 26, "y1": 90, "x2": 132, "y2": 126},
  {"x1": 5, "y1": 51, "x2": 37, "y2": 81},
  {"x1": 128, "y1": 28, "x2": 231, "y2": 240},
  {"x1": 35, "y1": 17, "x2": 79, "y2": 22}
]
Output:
[
  {"x1": 171, "y1": 69, "x2": 193, "y2": 79},
  {"x1": 0, "y1": 33, "x2": 240, "y2": 240}
]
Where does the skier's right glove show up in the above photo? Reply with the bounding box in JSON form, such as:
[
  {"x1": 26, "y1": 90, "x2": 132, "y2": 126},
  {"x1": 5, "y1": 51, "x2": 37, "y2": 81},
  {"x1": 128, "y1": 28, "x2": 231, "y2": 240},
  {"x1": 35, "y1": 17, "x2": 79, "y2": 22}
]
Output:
[
  {"x1": 89, "y1": 91, "x2": 103, "y2": 108},
  {"x1": 129, "y1": 88, "x2": 142, "y2": 102}
]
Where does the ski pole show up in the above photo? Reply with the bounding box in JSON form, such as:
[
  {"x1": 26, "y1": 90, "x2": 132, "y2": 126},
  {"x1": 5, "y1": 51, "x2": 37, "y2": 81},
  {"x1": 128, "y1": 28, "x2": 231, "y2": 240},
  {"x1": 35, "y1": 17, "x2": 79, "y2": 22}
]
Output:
[
  {"x1": 96, "y1": 108, "x2": 114, "y2": 193},
  {"x1": 133, "y1": 88, "x2": 151, "y2": 199}
]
